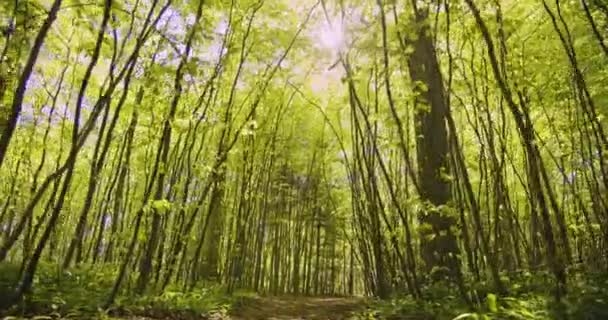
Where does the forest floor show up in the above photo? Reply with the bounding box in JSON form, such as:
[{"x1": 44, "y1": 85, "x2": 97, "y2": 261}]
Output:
[
  {"x1": 228, "y1": 296, "x2": 367, "y2": 320},
  {"x1": 4, "y1": 262, "x2": 608, "y2": 319}
]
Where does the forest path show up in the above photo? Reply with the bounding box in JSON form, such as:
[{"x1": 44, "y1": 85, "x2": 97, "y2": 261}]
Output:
[{"x1": 228, "y1": 296, "x2": 368, "y2": 320}]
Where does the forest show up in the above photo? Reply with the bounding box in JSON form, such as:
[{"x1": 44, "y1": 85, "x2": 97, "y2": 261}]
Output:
[{"x1": 0, "y1": 0, "x2": 607, "y2": 319}]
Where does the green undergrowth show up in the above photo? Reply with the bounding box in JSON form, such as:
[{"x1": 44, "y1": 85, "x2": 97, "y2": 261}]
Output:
[
  {"x1": 353, "y1": 271, "x2": 608, "y2": 320},
  {"x1": 0, "y1": 262, "x2": 252, "y2": 319},
  {"x1": 2, "y1": 262, "x2": 607, "y2": 319}
]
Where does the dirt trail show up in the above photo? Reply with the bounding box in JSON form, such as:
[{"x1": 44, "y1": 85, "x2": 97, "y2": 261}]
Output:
[{"x1": 229, "y1": 296, "x2": 367, "y2": 320}]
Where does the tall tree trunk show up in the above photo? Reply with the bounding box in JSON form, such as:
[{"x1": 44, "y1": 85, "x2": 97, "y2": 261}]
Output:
[{"x1": 405, "y1": 2, "x2": 465, "y2": 296}]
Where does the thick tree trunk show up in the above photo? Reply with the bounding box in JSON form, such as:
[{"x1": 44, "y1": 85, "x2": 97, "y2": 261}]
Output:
[{"x1": 406, "y1": 3, "x2": 464, "y2": 291}]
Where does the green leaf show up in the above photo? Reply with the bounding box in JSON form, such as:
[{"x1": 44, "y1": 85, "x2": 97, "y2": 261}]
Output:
[
  {"x1": 487, "y1": 293, "x2": 498, "y2": 313},
  {"x1": 151, "y1": 199, "x2": 172, "y2": 214},
  {"x1": 452, "y1": 313, "x2": 479, "y2": 320}
]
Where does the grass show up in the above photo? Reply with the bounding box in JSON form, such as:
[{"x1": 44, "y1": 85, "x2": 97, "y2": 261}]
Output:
[
  {"x1": 0, "y1": 262, "x2": 243, "y2": 319},
  {"x1": 351, "y1": 271, "x2": 608, "y2": 319},
  {"x1": 2, "y1": 262, "x2": 608, "y2": 319}
]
